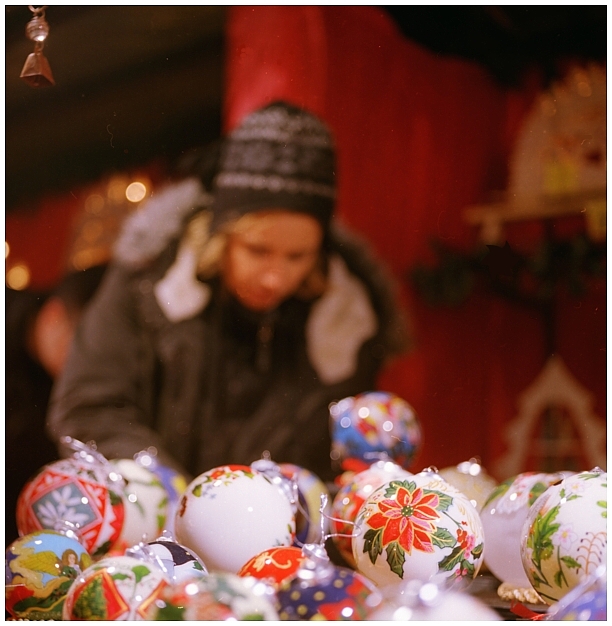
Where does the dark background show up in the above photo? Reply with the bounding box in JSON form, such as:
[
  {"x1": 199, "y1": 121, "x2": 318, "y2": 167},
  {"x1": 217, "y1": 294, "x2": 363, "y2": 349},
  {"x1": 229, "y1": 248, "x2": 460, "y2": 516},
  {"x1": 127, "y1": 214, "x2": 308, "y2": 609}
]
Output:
[{"x1": 5, "y1": 5, "x2": 607, "y2": 212}]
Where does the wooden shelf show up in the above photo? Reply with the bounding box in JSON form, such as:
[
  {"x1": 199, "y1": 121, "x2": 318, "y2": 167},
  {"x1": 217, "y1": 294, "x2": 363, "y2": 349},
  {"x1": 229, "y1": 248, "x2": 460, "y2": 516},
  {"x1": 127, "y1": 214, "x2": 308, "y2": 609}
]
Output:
[{"x1": 463, "y1": 189, "x2": 606, "y2": 243}]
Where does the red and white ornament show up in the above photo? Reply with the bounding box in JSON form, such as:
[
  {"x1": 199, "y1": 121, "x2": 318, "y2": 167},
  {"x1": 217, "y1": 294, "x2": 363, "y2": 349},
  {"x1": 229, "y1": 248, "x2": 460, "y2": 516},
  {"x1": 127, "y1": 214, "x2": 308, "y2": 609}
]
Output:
[
  {"x1": 16, "y1": 454, "x2": 125, "y2": 559},
  {"x1": 352, "y1": 468, "x2": 485, "y2": 588},
  {"x1": 238, "y1": 545, "x2": 305, "y2": 590},
  {"x1": 330, "y1": 460, "x2": 413, "y2": 568},
  {"x1": 62, "y1": 554, "x2": 169, "y2": 620}
]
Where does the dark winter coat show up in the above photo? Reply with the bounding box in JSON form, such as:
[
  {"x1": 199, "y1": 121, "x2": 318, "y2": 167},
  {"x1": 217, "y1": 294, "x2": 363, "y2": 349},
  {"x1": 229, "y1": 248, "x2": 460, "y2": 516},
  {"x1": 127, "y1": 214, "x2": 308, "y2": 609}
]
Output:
[{"x1": 47, "y1": 179, "x2": 407, "y2": 482}]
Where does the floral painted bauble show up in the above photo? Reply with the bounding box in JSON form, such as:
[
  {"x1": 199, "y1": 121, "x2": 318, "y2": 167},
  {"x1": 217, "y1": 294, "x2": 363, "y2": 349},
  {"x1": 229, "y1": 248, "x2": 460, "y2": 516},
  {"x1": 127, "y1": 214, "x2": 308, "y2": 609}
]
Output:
[
  {"x1": 62, "y1": 554, "x2": 169, "y2": 620},
  {"x1": 521, "y1": 468, "x2": 607, "y2": 604},
  {"x1": 16, "y1": 457, "x2": 125, "y2": 558},
  {"x1": 353, "y1": 468, "x2": 485, "y2": 588},
  {"x1": 330, "y1": 460, "x2": 413, "y2": 568},
  {"x1": 276, "y1": 544, "x2": 381, "y2": 620},
  {"x1": 547, "y1": 564, "x2": 606, "y2": 621},
  {"x1": 133, "y1": 449, "x2": 188, "y2": 536},
  {"x1": 5, "y1": 530, "x2": 92, "y2": 620},
  {"x1": 368, "y1": 578, "x2": 501, "y2": 621},
  {"x1": 125, "y1": 537, "x2": 208, "y2": 585},
  {"x1": 279, "y1": 463, "x2": 330, "y2": 546},
  {"x1": 438, "y1": 458, "x2": 498, "y2": 511},
  {"x1": 238, "y1": 546, "x2": 305, "y2": 590},
  {"x1": 109, "y1": 458, "x2": 169, "y2": 550},
  {"x1": 175, "y1": 464, "x2": 295, "y2": 574},
  {"x1": 480, "y1": 471, "x2": 564, "y2": 590},
  {"x1": 144, "y1": 572, "x2": 280, "y2": 620},
  {"x1": 329, "y1": 392, "x2": 422, "y2": 472}
]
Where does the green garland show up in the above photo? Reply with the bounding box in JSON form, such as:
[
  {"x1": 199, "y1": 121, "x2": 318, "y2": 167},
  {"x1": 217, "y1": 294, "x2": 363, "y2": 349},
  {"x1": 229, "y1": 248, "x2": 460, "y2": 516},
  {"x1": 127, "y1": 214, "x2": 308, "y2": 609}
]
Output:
[{"x1": 409, "y1": 234, "x2": 606, "y2": 309}]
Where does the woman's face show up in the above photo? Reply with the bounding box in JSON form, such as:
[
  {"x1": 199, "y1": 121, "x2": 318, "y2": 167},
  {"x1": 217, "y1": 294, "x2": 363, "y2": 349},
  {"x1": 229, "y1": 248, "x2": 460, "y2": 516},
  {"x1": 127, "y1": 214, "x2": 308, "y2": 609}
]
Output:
[{"x1": 223, "y1": 210, "x2": 323, "y2": 312}]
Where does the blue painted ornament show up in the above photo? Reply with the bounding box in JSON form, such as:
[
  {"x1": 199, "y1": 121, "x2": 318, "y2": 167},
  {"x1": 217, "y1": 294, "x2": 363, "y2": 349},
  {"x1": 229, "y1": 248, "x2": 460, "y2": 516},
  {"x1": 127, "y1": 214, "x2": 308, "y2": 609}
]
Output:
[
  {"x1": 329, "y1": 391, "x2": 422, "y2": 472},
  {"x1": 276, "y1": 543, "x2": 381, "y2": 620},
  {"x1": 6, "y1": 530, "x2": 92, "y2": 620}
]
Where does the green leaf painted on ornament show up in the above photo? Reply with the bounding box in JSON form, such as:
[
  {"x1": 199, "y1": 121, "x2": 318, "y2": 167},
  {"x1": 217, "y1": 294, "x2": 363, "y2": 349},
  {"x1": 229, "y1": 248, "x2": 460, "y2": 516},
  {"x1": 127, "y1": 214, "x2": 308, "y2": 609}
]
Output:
[
  {"x1": 483, "y1": 478, "x2": 512, "y2": 508},
  {"x1": 132, "y1": 565, "x2": 151, "y2": 584},
  {"x1": 192, "y1": 483, "x2": 202, "y2": 497},
  {"x1": 111, "y1": 573, "x2": 129, "y2": 581},
  {"x1": 109, "y1": 489, "x2": 123, "y2": 506},
  {"x1": 385, "y1": 541, "x2": 405, "y2": 578},
  {"x1": 363, "y1": 528, "x2": 383, "y2": 564},
  {"x1": 242, "y1": 614, "x2": 266, "y2": 620},
  {"x1": 554, "y1": 569, "x2": 565, "y2": 589},
  {"x1": 560, "y1": 556, "x2": 581, "y2": 570},
  {"x1": 384, "y1": 480, "x2": 416, "y2": 498},
  {"x1": 155, "y1": 602, "x2": 186, "y2": 621},
  {"x1": 462, "y1": 558, "x2": 476, "y2": 578},
  {"x1": 438, "y1": 545, "x2": 464, "y2": 572},
  {"x1": 528, "y1": 482, "x2": 549, "y2": 506},
  {"x1": 92, "y1": 540, "x2": 112, "y2": 558},
  {"x1": 527, "y1": 505, "x2": 560, "y2": 569},
  {"x1": 157, "y1": 514, "x2": 166, "y2": 530},
  {"x1": 471, "y1": 542, "x2": 484, "y2": 559},
  {"x1": 426, "y1": 490, "x2": 452, "y2": 512},
  {"x1": 431, "y1": 527, "x2": 456, "y2": 549},
  {"x1": 596, "y1": 500, "x2": 607, "y2": 518}
]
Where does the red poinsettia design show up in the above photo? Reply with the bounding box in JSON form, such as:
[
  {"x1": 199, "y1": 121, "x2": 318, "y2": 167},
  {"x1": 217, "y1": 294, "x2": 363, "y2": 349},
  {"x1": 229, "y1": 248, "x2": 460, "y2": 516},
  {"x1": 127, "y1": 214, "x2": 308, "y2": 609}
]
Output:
[{"x1": 368, "y1": 485, "x2": 440, "y2": 554}]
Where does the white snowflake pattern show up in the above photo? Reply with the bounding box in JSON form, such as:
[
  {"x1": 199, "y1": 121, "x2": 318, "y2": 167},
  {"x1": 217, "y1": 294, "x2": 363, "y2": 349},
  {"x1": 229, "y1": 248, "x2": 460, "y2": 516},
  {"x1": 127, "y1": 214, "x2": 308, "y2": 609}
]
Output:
[{"x1": 35, "y1": 488, "x2": 91, "y2": 528}]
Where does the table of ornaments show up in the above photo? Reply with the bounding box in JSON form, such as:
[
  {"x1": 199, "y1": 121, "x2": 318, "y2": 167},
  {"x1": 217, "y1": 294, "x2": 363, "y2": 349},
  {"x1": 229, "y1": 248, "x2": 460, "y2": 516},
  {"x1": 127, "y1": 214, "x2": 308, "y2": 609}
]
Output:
[{"x1": 6, "y1": 392, "x2": 607, "y2": 621}]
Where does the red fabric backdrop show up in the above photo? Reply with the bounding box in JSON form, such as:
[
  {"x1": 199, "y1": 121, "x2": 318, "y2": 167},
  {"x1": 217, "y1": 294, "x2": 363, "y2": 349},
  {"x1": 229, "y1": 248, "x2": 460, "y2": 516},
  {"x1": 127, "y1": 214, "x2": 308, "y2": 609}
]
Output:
[
  {"x1": 5, "y1": 6, "x2": 605, "y2": 480},
  {"x1": 222, "y1": 6, "x2": 606, "y2": 478}
]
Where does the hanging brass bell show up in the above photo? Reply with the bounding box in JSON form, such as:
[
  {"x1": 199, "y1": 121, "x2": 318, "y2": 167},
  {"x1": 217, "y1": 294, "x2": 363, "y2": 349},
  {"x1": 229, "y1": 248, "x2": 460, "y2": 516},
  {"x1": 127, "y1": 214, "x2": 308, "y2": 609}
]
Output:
[{"x1": 20, "y1": 50, "x2": 55, "y2": 87}]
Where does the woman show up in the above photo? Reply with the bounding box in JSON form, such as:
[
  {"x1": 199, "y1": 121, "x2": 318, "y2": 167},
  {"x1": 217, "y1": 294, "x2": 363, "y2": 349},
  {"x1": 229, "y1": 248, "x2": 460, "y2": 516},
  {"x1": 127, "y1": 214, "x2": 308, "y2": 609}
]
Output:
[{"x1": 47, "y1": 101, "x2": 408, "y2": 482}]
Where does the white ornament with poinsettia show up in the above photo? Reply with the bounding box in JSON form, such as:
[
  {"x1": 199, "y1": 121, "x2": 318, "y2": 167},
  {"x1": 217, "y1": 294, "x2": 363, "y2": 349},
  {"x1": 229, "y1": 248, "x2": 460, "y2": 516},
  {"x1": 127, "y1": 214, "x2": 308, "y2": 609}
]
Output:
[{"x1": 352, "y1": 468, "x2": 485, "y2": 588}]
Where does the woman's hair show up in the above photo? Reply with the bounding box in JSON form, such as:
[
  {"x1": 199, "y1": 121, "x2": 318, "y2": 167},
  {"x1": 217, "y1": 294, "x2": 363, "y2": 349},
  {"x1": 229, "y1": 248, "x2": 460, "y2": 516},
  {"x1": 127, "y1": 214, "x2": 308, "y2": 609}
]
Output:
[{"x1": 187, "y1": 210, "x2": 329, "y2": 300}]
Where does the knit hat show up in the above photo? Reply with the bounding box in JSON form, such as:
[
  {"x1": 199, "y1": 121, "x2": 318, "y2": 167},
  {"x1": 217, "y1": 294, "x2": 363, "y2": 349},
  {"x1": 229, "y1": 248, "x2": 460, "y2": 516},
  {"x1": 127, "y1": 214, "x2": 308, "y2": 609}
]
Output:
[{"x1": 210, "y1": 101, "x2": 336, "y2": 233}]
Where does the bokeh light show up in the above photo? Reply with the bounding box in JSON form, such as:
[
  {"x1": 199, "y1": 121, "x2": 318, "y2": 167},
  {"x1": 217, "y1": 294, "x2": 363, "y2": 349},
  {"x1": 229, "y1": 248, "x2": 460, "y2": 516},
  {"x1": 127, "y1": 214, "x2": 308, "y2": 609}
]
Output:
[
  {"x1": 6, "y1": 264, "x2": 31, "y2": 290},
  {"x1": 126, "y1": 181, "x2": 148, "y2": 203}
]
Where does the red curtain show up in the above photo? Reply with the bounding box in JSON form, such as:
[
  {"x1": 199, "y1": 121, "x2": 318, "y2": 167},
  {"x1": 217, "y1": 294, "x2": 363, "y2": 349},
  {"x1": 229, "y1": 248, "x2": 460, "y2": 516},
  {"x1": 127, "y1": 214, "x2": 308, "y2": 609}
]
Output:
[{"x1": 223, "y1": 6, "x2": 606, "y2": 478}]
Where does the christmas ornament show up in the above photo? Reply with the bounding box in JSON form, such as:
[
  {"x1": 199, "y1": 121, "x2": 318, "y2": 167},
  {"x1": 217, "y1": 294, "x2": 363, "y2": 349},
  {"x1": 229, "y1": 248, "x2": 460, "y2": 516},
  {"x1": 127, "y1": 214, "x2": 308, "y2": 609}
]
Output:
[
  {"x1": 438, "y1": 458, "x2": 498, "y2": 510},
  {"x1": 109, "y1": 458, "x2": 169, "y2": 550},
  {"x1": 330, "y1": 460, "x2": 413, "y2": 568},
  {"x1": 62, "y1": 554, "x2": 169, "y2": 620},
  {"x1": 20, "y1": 5, "x2": 55, "y2": 87},
  {"x1": 279, "y1": 462, "x2": 331, "y2": 546},
  {"x1": 521, "y1": 468, "x2": 607, "y2": 604},
  {"x1": 134, "y1": 449, "x2": 188, "y2": 536},
  {"x1": 238, "y1": 545, "x2": 305, "y2": 590},
  {"x1": 276, "y1": 542, "x2": 381, "y2": 620},
  {"x1": 174, "y1": 464, "x2": 295, "y2": 573},
  {"x1": 16, "y1": 438, "x2": 125, "y2": 558},
  {"x1": 479, "y1": 471, "x2": 565, "y2": 602},
  {"x1": 368, "y1": 578, "x2": 501, "y2": 620},
  {"x1": 330, "y1": 391, "x2": 422, "y2": 472},
  {"x1": 5, "y1": 530, "x2": 91, "y2": 620},
  {"x1": 353, "y1": 467, "x2": 485, "y2": 588},
  {"x1": 547, "y1": 564, "x2": 606, "y2": 621},
  {"x1": 144, "y1": 571, "x2": 280, "y2": 620},
  {"x1": 126, "y1": 536, "x2": 208, "y2": 585}
]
